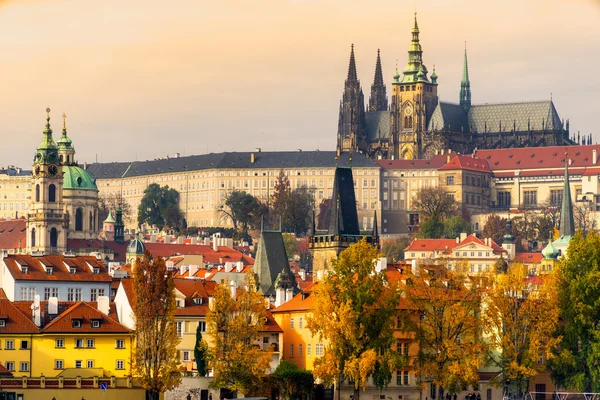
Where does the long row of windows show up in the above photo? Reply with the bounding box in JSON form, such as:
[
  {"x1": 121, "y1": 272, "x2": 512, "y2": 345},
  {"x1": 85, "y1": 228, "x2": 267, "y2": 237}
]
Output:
[
  {"x1": 19, "y1": 287, "x2": 106, "y2": 301},
  {"x1": 2, "y1": 361, "x2": 28, "y2": 372},
  {"x1": 288, "y1": 343, "x2": 324, "y2": 358},
  {"x1": 53, "y1": 359, "x2": 125, "y2": 370}
]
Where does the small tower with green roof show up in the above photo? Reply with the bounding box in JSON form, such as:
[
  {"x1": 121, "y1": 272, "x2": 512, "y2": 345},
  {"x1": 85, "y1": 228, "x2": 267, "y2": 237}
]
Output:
[
  {"x1": 57, "y1": 113, "x2": 76, "y2": 165},
  {"x1": 552, "y1": 157, "x2": 575, "y2": 257},
  {"x1": 459, "y1": 43, "x2": 472, "y2": 113},
  {"x1": 501, "y1": 217, "x2": 516, "y2": 260}
]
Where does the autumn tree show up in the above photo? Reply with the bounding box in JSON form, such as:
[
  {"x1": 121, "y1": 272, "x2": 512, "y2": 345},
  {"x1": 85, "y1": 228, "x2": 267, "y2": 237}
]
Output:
[
  {"x1": 482, "y1": 215, "x2": 507, "y2": 245},
  {"x1": 403, "y1": 262, "x2": 486, "y2": 397},
  {"x1": 271, "y1": 170, "x2": 314, "y2": 235},
  {"x1": 573, "y1": 201, "x2": 597, "y2": 236},
  {"x1": 381, "y1": 237, "x2": 411, "y2": 262},
  {"x1": 206, "y1": 274, "x2": 272, "y2": 395},
  {"x1": 548, "y1": 230, "x2": 600, "y2": 392},
  {"x1": 482, "y1": 263, "x2": 560, "y2": 399},
  {"x1": 413, "y1": 187, "x2": 458, "y2": 221},
  {"x1": 307, "y1": 239, "x2": 403, "y2": 400},
  {"x1": 138, "y1": 183, "x2": 184, "y2": 230},
  {"x1": 132, "y1": 252, "x2": 182, "y2": 400},
  {"x1": 98, "y1": 192, "x2": 133, "y2": 225},
  {"x1": 218, "y1": 190, "x2": 267, "y2": 235}
]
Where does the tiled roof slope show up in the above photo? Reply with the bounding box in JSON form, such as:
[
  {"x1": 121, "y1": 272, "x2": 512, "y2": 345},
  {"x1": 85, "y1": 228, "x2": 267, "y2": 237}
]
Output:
[
  {"x1": 253, "y1": 231, "x2": 291, "y2": 295},
  {"x1": 365, "y1": 111, "x2": 392, "y2": 141},
  {"x1": 428, "y1": 102, "x2": 469, "y2": 132},
  {"x1": 468, "y1": 100, "x2": 562, "y2": 133},
  {"x1": 41, "y1": 302, "x2": 131, "y2": 333},
  {"x1": 376, "y1": 153, "x2": 449, "y2": 170},
  {"x1": 439, "y1": 155, "x2": 491, "y2": 172},
  {"x1": 3, "y1": 255, "x2": 111, "y2": 282},
  {"x1": 86, "y1": 151, "x2": 378, "y2": 180},
  {"x1": 0, "y1": 289, "x2": 40, "y2": 333},
  {"x1": 0, "y1": 219, "x2": 26, "y2": 250},
  {"x1": 475, "y1": 144, "x2": 600, "y2": 171}
]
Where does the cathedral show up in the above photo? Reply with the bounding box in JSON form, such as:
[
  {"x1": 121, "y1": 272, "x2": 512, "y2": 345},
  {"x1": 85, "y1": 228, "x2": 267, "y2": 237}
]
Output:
[{"x1": 336, "y1": 13, "x2": 576, "y2": 160}]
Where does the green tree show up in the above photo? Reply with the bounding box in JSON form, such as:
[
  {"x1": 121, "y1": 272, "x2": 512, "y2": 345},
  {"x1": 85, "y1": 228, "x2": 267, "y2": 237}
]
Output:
[
  {"x1": 413, "y1": 187, "x2": 458, "y2": 221},
  {"x1": 404, "y1": 262, "x2": 486, "y2": 397},
  {"x1": 194, "y1": 324, "x2": 208, "y2": 377},
  {"x1": 272, "y1": 360, "x2": 314, "y2": 400},
  {"x1": 218, "y1": 190, "x2": 267, "y2": 234},
  {"x1": 482, "y1": 263, "x2": 560, "y2": 398},
  {"x1": 381, "y1": 238, "x2": 411, "y2": 262},
  {"x1": 307, "y1": 239, "x2": 403, "y2": 400},
  {"x1": 271, "y1": 170, "x2": 314, "y2": 235},
  {"x1": 418, "y1": 217, "x2": 445, "y2": 239},
  {"x1": 482, "y1": 214, "x2": 507, "y2": 245},
  {"x1": 549, "y1": 230, "x2": 600, "y2": 392},
  {"x1": 443, "y1": 215, "x2": 472, "y2": 239},
  {"x1": 132, "y1": 252, "x2": 182, "y2": 400},
  {"x1": 137, "y1": 183, "x2": 183, "y2": 230},
  {"x1": 206, "y1": 274, "x2": 272, "y2": 395}
]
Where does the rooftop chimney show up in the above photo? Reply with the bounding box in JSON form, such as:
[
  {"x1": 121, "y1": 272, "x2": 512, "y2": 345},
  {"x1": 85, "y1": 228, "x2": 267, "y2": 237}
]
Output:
[
  {"x1": 594, "y1": 149, "x2": 597, "y2": 165},
  {"x1": 230, "y1": 280, "x2": 237, "y2": 300},
  {"x1": 250, "y1": 153, "x2": 255, "y2": 163},
  {"x1": 97, "y1": 295, "x2": 110, "y2": 315},
  {"x1": 31, "y1": 295, "x2": 41, "y2": 326},
  {"x1": 48, "y1": 297, "x2": 58, "y2": 315}
]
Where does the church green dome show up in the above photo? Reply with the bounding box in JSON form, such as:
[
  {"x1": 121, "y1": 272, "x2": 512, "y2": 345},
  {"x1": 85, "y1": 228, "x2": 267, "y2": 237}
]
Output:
[
  {"x1": 56, "y1": 133, "x2": 73, "y2": 149},
  {"x1": 542, "y1": 240, "x2": 559, "y2": 260},
  {"x1": 62, "y1": 165, "x2": 98, "y2": 191},
  {"x1": 127, "y1": 237, "x2": 146, "y2": 255}
]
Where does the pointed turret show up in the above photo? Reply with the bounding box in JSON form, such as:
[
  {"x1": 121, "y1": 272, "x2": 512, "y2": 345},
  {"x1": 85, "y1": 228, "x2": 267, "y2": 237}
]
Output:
[
  {"x1": 57, "y1": 113, "x2": 76, "y2": 165},
  {"x1": 368, "y1": 49, "x2": 388, "y2": 111},
  {"x1": 502, "y1": 217, "x2": 516, "y2": 259},
  {"x1": 347, "y1": 43, "x2": 358, "y2": 82},
  {"x1": 559, "y1": 159, "x2": 575, "y2": 238},
  {"x1": 459, "y1": 42, "x2": 471, "y2": 113},
  {"x1": 401, "y1": 12, "x2": 429, "y2": 84},
  {"x1": 35, "y1": 108, "x2": 59, "y2": 165}
]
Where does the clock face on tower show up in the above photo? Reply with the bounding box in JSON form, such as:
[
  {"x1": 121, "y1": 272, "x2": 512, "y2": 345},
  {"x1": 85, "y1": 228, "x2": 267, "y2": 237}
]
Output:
[
  {"x1": 405, "y1": 105, "x2": 413, "y2": 116},
  {"x1": 48, "y1": 165, "x2": 58, "y2": 176},
  {"x1": 47, "y1": 152, "x2": 58, "y2": 163}
]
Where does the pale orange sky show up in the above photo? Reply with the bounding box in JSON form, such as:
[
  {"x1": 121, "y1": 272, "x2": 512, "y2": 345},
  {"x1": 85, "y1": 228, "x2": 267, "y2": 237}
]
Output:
[{"x1": 0, "y1": 0, "x2": 599, "y2": 166}]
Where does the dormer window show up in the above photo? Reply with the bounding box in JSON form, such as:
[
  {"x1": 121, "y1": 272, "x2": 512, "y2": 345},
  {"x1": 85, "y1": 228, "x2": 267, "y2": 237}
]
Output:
[
  {"x1": 0, "y1": 319, "x2": 6, "y2": 327},
  {"x1": 72, "y1": 319, "x2": 82, "y2": 328},
  {"x1": 46, "y1": 267, "x2": 53, "y2": 275},
  {"x1": 192, "y1": 298, "x2": 202, "y2": 305},
  {"x1": 21, "y1": 266, "x2": 28, "y2": 274},
  {"x1": 93, "y1": 267, "x2": 100, "y2": 275},
  {"x1": 176, "y1": 300, "x2": 184, "y2": 308},
  {"x1": 91, "y1": 320, "x2": 101, "y2": 328},
  {"x1": 70, "y1": 268, "x2": 76, "y2": 274}
]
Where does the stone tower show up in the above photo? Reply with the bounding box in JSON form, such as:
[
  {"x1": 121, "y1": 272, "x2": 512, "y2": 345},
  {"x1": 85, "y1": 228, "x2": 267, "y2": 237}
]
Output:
[
  {"x1": 368, "y1": 49, "x2": 388, "y2": 112},
  {"x1": 336, "y1": 44, "x2": 367, "y2": 154},
  {"x1": 390, "y1": 13, "x2": 439, "y2": 159},
  {"x1": 27, "y1": 108, "x2": 69, "y2": 253}
]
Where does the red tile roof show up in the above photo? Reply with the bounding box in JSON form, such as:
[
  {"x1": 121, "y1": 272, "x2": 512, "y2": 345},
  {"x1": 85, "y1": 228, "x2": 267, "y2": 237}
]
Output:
[
  {"x1": 404, "y1": 239, "x2": 457, "y2": 253},
  {"x1": 41, "y1": 302, "x2": 131, "y2": 334},
  {"x1": 143, "y1": 244, "x2": 254, "y2": 265},
  {"x1": 0, "y1": 219, "x2": 26, "y2": 250},
  {"x1": 272, "y1": 291, "x2": 314, "y2": 313},
  {"x1": 455, "y1": 234, "x2": 505, "y2": 253},
  {"x1": 3, "y1": 255, "x2": 111, "y2": 282},
  {"x1": 515, "y1": 252, "x2": 544, "y2": 264},
  {"x1": 475, "y1": 144, "x2": 600, "y2": 172},
  {"x1": 439, "y1": 155, "x2": 491, "y2": 172},
  {"x1": 376, "y1": 153, "x2": 449, "y2": 170},
  {"x1": 0, "y1": 289, "x2": 40, "y2": 334}
]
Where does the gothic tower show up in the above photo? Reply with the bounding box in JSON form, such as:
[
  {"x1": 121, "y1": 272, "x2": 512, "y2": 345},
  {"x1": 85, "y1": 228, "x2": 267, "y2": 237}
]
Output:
[
  {"x1": 459, "y1": 43, "x2": 471, "y2": 113},
  {"x1": 336, "y1": 44, "x2": 367, "y2": 154},
  {"x1": 390, "y1": 13, "x2": 438, "y2": 159},
  {"x1": 27, "y1": 108, "x2": 69, "y2": 253},
  {"x1": 368, "y1": 49, "x2": 388, "y2": 112}
]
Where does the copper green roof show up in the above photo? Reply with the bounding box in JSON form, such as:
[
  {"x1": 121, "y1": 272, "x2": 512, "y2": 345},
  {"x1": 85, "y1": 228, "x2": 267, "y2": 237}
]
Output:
[
  {"x1": 36, "y1": 109, "x2": 59, "y2": 165},
  {"x1": 62, "y1": 165, "x2": 98, "y2": 191},
  {"x1": 400, "y1": 13, "x2": 429, "y2": 84},
  {"x1": 127, "y1": 237, "x2": 146, "y2": 255},
  {"x1": 541, "y1": 240, "x2": 559, "y2": 260},
  {"x1": 104, "y1": 211, "x2": 116, "y2": 224}
]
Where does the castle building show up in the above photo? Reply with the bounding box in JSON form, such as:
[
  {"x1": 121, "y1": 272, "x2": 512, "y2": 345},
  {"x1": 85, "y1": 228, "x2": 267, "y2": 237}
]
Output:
[{"x1": 336, "y1": 13, "x2": 575, "y2": 160}]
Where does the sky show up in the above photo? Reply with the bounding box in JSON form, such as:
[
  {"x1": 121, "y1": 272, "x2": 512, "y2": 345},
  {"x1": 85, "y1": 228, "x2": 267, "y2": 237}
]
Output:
[{"x1": 0, "y1": 0, "x2": 599, "y2": 166}]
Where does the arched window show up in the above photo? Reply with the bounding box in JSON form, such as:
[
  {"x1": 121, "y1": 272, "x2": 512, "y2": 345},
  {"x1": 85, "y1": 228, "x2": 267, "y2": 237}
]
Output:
[
  {"x1": 75, "y1": 208, "x2": 83, "y2": 231},
  {"x1": 89, "y1": 211, "x2": 93, "y2": 231},
  {"x1": 35, "y1": 184, "x2": 40, "y2": 202},
  {"x1": 31, "y1": 228, "x2": 36, "y2": 247},
  {"x1": 404, "y1": 116, "x2": 413, "y2": 129},
  {"x1": 48, "y1": 184, "x2": 56, "y2": 203},
  {"x1": 59, "y1": 155, "x2": 63, "y2": 163},
  {"x1": 50, "y1": 228, "x2": 58, "y2": 248},
  {"x1": 67, "y1": 155, "x2": 70, "y2": 163}
]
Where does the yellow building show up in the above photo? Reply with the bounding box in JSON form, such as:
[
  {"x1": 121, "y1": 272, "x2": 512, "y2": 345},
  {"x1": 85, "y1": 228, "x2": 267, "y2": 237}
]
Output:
[{"x1": 0, "y1": 166, "x2": 31, "y2": 220}]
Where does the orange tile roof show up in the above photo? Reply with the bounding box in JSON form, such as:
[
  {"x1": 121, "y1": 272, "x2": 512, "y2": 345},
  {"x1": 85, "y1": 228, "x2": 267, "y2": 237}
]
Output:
[
  {"x1": 3, "y1": 254, "x2": 111, "y2": 282},
  {"x1": 0, "y1": 219, "x2": 26, "y2": 250},
  {"x1": 41, "y1": 302, "x2": 131, "y2": 334},
  {"x1": 439, "y1": 155, "x2": 491, "y2": 172},
  {"x1": 0, "y1": 289, "x2": 40, "y2": 334},
  {"x1": 404, "y1": 239, "x2": 457, "y2": 253},
  {"x1": 272, "y1": 291, "x2": 314, "y2": 313},
  {"x1": 515, "y1": 252, "x2": 543, "y2": 264}
]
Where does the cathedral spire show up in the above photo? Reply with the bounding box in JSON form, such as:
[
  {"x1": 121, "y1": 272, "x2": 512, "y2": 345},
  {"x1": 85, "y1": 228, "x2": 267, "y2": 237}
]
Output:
[
  {"x1": 459, "y1": 42, "x2": 471, "y2": 113},
  {"x1": 368, "y1": 49, "x2": 388, "y2": 111},
  {"x1": 401, "y1": 12, "x2": 428, "y2": 84},
  {"x1": 347, "y1": 44, "x2": 358, "y2": 82},
  {"x1": 559, "y1": 157, "x2": 575, "y2": 238}
]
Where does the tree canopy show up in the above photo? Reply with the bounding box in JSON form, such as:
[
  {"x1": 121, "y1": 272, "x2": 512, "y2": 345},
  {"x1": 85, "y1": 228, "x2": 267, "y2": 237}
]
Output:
[
  {"x1": 272, "y1": 360, "x2": 314, "y2": 400},
  {"x1": 482, "y1": 263, "x2": 560, "y2": 398},
  {"x1": 413, "y1": 187, "x2": 458, "y2": 221},
  {"x1": 403, "y1": 262, "x2": 485, "y2": 396},
  {"x1": 131, "y1": 252, "x2": 182, "y2": 400},
  {"x1": 271, "y1": 170, "x2": 314, "y2": 235},
  {"x1": 549, "y1": 230, "x2": 600, "y2": 392},
  {"x1": 206, "y1": 274, "x2": 272, "y2": 395},
  {"x1": 482, "y1": 215, "x2": 507, "y2": 245},
  {"x1": 307, "y1": 239, "x2": 403, "y2": 400},
  {"x1": 137, "y1": 183, "x2": 184, "y2": 230},
  {"x1": 98, "y1": 192, "x2": 132, "y2": 225},
  {"x1": 218, "y1": 190, "x2": 267, "y2": 235}
]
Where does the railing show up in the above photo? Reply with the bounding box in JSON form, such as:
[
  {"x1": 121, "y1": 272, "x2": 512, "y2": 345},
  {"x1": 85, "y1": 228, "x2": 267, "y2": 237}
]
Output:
[{"x1": 0, "y1": 376, "x2": 139, "y2": 389}]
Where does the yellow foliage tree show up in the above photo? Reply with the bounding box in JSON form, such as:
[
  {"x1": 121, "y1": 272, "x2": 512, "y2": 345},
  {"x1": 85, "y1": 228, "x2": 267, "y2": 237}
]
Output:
[
  {"x1": 403, "y1": 262, "x2": 486, "y2": 398},
  {"x1": 131, "y1": 252, "x2": 182, "y2": 400},
  {"x1": 307, "y1": 239, "x2": 403, "y2": 400},
  {"x1": 206, "y1": 274, "x2": 272, "y2": 395},
  {"x1": 482, "y1": 263, "x2": 560, "y2": 398}
]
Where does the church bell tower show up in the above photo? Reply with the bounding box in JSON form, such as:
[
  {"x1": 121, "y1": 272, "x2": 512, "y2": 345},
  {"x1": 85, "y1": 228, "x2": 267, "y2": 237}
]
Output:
[{"x1": 27, "y1": 108, "x2": 69, "y2": 253}]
